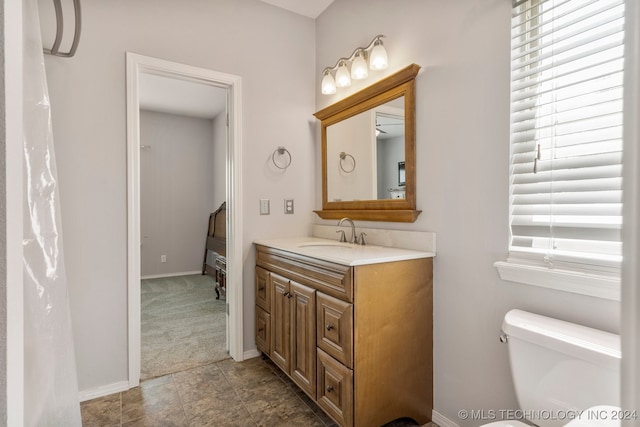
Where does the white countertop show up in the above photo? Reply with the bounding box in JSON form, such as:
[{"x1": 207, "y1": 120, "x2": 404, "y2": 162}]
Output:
[{"x1": 254, "y1": 236, "x2": 435, "y2": 266}]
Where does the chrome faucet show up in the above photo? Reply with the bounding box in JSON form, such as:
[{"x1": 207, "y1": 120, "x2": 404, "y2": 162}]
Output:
[
  {"x1": 338, "y1": 217, "x2": 357, "y2": 244},
  {"x1": 337, "y1": 217, "x2": 361, "y2": 244}
]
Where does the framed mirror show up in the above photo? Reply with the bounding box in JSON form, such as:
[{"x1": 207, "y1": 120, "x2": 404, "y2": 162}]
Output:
[{"x1": 314, "y1": 64, "x2": 421, "y2": 222}]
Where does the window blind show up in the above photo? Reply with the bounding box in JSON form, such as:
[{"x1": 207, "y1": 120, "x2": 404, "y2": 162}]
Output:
[{"x1": 509, "y1": 0, "x2": 624, "y2": 272}]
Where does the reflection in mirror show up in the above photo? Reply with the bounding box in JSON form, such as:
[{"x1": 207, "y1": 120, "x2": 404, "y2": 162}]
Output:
[
  {"x1": 376, "y1": 106, "x2": 405, "y2": 199},
  {"x1": 326, "y1": 98, "x2": 405, "y2": 202}
]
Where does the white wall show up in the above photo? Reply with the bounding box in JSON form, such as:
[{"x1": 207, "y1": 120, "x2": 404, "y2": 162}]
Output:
[
  {"x1": 41, "y1": 0, "x2": 316, "y2": 392},
  {"x1": 326, "y1": 110, "x2": 376, "y2": 201},
  {"x1": 139, "y1": 110, "x2": 217, "y2": 277},
  {"x1": 0, "y1": 6, "x2": 8, "y2": 418},
  {"x1": 622, "y1": 0, "x2": 640, "y2": 411},
  {"x1": 212, "y1": 112, "x2": 227, "y2": 209},
  {"x1": 316, "y1": 1, "x2": 621, "y2": 425},
  {"x1": 377, "y1": 135, "x2": 404, "y2": 198}
]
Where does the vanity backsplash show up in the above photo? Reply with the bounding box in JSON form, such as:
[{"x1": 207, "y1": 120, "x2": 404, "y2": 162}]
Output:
[{"x1": 312, "y1": 224, "x2": 436, "y2": 254}]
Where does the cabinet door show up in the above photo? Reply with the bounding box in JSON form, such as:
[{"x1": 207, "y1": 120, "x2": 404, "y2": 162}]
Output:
[
  {"x1": 255, "y1": 266, "x2": 271, "y2": 312},
  {"x1": 317, "y1": 349, "x2": 353, "y2": 427},
  {"x1": 317, "y1": 293, "x2": 353, "y2": 368},
  {"x1": 290, "y1": 281, "x2": 316, "y2": 398},
  {"x1": 270, "y1": 273, "x2": 291, "y2": 373},
  {"x1": 255, "y1": 307, "x2": 271, "y2": 354}
]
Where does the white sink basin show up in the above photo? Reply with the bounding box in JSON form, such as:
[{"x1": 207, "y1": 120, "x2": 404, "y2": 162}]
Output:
[
  {"x1": 297, "y1": 242, "x2": 354, "y2": 249},
  {"x1": 255, "y1": 237, "x2": 435, "y2": 266}
]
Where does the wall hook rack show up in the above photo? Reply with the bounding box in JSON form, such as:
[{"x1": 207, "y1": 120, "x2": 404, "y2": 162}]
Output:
[{"x1": 43, "y1": 0, "x2": 82, "y2": 58}]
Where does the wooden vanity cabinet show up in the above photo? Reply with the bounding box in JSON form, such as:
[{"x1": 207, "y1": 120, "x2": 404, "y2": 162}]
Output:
[
  {"x1": 271, "y1": 272, "x2": 317, "y2": 397},
  {"x1": 255, "y1": 267, "x2": 271, "y2": 354},
  {"x1": 255, "y1": 244, "x2": 433, "y2": 427}
]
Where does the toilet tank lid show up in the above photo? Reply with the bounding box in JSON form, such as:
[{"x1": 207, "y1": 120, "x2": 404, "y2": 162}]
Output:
[{"x1": 502, "y1": 309, "x2": 620, "y2": 364}]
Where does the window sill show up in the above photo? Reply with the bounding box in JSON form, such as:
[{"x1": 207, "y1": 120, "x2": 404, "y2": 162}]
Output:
[{"x1": 494, "y1": 261, "x2": 620, "y2": 301}]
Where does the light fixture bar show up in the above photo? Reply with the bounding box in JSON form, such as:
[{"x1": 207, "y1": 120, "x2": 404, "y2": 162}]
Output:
[{"x1": 320, "y1": 34, "x2": 388, "y2": 94}]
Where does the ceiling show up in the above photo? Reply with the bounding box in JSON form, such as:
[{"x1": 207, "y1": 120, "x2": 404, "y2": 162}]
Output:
[
  {"x1": 139, "y1": 73, "x2": 227, "y2": 119},
  {"x1": 376, "y1": 114, "x2": 404, "y2": 140},
  {"x1": 259, "y1": 0, "x2": 334, "y2": 19}
]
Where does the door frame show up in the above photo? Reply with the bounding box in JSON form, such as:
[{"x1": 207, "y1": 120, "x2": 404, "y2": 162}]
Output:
[{"x1": 125, "y1": 52, "x2": 244, "y2": 387}]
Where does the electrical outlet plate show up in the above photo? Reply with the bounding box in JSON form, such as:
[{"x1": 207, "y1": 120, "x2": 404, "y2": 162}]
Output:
[{"x1": 284, "y1": 199, "x2": 294, "y2": 214}]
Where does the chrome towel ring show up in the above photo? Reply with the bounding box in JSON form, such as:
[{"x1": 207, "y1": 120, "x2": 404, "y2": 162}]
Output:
[
  {"x1": 272, "y1": 146, "x2": 292, "y2": 170},
  {"x1": 339, "y1": 152, "x2": 356, "y2": 173}
]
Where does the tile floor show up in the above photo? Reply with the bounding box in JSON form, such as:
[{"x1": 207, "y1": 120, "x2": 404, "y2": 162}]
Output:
[{"x1": 81, "y1": 356, "x2": 438, "y2": 427}]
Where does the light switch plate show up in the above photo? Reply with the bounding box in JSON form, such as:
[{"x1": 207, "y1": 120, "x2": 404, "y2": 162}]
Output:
[{"x1": 259, "y1": 199, "x2": 270, "y2": 215}]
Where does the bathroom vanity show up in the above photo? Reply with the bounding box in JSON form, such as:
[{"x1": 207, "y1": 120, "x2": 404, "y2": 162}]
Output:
[{"x1": 254, "y1": 237, "x2": 434, "y2": 427}]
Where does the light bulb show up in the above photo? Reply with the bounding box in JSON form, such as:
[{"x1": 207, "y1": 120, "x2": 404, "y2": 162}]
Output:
[
  {"x1": 335, "y1": 61, "x2": 351, "y2": 88},
  {"x1": 369, "y1": 39, "x2": 388, "y2": 70},
  {"x1": 321, "y1": 70, "x2": 336, "y2": 95},
  {"x1": 351, "y1": 50, "x2": 368, "y2": 80}
]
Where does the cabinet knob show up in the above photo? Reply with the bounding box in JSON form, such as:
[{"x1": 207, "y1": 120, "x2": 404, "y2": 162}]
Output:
[
  {"x1": 326, "y1": 385, "x2": 334, "y2": 393},
  {"x1": 258, "y1": 286, "x2": 264, "y2": 291},
  {"x1": 326, "y1": 324, "x2": 334, "y2": 331},
  {"x1": 258, "y1": 327, "x2": 264, "y2": 332},
  {"x1": 283, "y1": 291, "x2": 292, "y2": 299}
]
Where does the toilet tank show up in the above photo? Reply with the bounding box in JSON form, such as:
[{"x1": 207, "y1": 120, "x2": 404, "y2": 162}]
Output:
[{"x1": 503, "y1": 309, "x2": 620, "y2": 426}]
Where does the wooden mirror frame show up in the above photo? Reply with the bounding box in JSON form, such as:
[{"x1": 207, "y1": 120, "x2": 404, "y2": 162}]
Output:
[{"x1": 314, "y1": 63, "x2": 421, "y2": 222}]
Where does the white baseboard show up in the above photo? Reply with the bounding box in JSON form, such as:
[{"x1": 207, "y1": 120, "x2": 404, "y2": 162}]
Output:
[
  {"x1": 432, "y1": 410, "x2": 460, "y2": 427},
  {"x1": 141, "y1": 271, "x2": 202, "y2": 280},
  {"x1": 79, "y1": 380, "x2": 130, "y2": 402},
  {"x1": 243, "y1": 348, "x2": 261, "y2": 360}
]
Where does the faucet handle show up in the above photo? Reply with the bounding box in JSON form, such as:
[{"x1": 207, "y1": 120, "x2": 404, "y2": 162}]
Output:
[
  {"x1": 336, "y1": 230, "x2": 347, "y2": 243},
  {"x1": 357, "y1": 232, "x2": 367, "y2": 245}
]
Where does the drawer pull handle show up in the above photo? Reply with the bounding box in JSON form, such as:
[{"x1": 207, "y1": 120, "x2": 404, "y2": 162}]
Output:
[
  {"x1": 326, "y1": 324, "x2": 334, "y2": 331},
  {"x1": 258, "y1": 286, "x2": 265, "y2": 291},
  {"x1": 258, "y1": 327, "x2": 264, "y2": 332},
  {"x1": 326, "y1": 385, "x2": 334, "y2": 393}
]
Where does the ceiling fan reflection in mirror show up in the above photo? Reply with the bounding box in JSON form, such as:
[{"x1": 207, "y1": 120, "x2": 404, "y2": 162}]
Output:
[{"x1": 375, "y1": 114, "x2": 404, "y2": 139}]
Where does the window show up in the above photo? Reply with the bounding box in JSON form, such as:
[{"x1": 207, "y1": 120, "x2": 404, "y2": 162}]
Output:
[{"x1": 496, "y1": 0, "x2": 625, "y2": 300}]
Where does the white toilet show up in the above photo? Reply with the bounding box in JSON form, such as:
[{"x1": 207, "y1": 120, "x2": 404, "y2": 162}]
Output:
[{"x1": 483, "y1": 309, "x2": 621, "y2": 427}]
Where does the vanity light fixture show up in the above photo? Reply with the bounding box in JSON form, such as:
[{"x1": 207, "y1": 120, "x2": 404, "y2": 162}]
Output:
[
  {"x1": 369, "y1": 38, "x2": 389, "y2": 70},
  {"x1": 335, "y1": 61, "x2": 352, "y2": 88},
  {"x1": 351, "y1": 50, "x2": 368, "y2": 79},
  {"x1": 321, "y1": 70, "x2": 336, "y2": 95},
  {"x1": 320, "y1": 34, "x2": 388, "y2": 95}
]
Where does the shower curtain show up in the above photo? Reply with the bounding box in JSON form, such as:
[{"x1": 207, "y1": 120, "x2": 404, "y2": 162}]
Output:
[{"x1": 22, "y1": 0, "x2": 82, "y2": 424}]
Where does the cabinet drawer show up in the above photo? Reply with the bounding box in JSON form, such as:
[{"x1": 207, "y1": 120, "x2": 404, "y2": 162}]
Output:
[
  {"x1": 317, "y1": 349, "x2": 353, "y2": 427},
  {"x1": 256, "y1": 245, "x2": 353, "y2": 302},
  {"x1": 255, "y1": 266, "x2": 271, "y2": 312},
  {"x1": 255, "y1": 307, "x2": 270, "y2": 354},
  {"x1": 317, "y1": 293, "x2": 353, "y2": 368}
]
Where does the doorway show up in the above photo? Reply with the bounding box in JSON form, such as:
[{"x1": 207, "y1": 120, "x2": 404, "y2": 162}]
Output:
[{"x1": 125, "y1": 53, "x2": 244, "y2": 388}]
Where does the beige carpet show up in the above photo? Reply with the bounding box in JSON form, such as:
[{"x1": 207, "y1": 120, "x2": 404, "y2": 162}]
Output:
[{"x1": 141, "y1": 274, "x2": 228, "y2": 380}]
